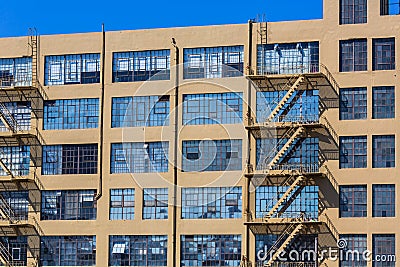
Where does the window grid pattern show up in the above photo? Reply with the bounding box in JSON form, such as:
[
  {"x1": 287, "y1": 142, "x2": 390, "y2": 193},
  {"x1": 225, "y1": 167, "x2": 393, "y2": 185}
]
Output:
[
  {"x1": 340, "y1": 136, "x2": 367, "y2": 169},
  {"x1": 373, "y1": 86, "x2": 395, "y2": 119},
  {"x1": 109, "y1": 235, "x2": 167, "y2": 266},
  {"x1": 182, "y1": 139, "x2": 242, "y2": 172},
  {"x1": 0, "y1": 146, "x2": 30, "y2": 177},
  {"x1": 182, "y1": 93, "x2": 243, "y2": 125},
  {"x1": 0, "y1": 191, "x2": 29, "y2": 221},
  {"x1": 381, "y1": 0, "x2": 400, "y2": 15},
  {"x1": 373, "y1": 38, "x2": 396, "y2": 71},
  {"x1": 340, "y1": 39, "x2": 367, "y2": 72},
  {"x1": 339, "y1": 234, "x2": 367, "y2": 267},
  {"x1": 0, "y1": 57, "x2": 32, "y2": 87},
  {"x1": 42, "y1": 144, "x2": 98, "y2": 175},
  {"x1": 256, "y1": 186, "x2": 319, "y2": 219},
  {"x1": 340, "y1": 88, "x2": 367, "y2": 120},
  {"x1": 41, "y1": 190, "x2": 97, "y2": 220},
  {"x1": 111, "y1": 142, "x2": 168, "y2": 173},
  {"x1": 340, "y1": 185, "x2": 367, "y2": 218},
  {"x1": 0, "y1": 102, "x2": 31, "y2": 132},
  {"x1": 257, "y1": 90, "x2": 319, "y2": 123},
  {"x1": 111, "y1": 96, "x2": 170, "y2": 128},
  {"x1": 110, "y1": 189, "x2": 135, "y2": 220},
  {"x1": 113, "y1": 50, "x2": 170, "y2": 82},
  {"x1": 0, "y1": 236, "x2": 28, "y2": 266},
  {"x1": 257, "y1": 42, "x2": 320, "y2": 75},
  {"x1": 340, "y1": 0, "x2": 367, "y2": 24},
  {"x1": 143, "y1": 188, "x2": 168, "y2": 220},
  {"x1": 45, "y1": 54, "x2": 100, "y2": 85},
  {"x1": 373, "y1": 135, "x2": 395, "y2": 168},
  {"x1": 181, "y1": 235, "x2": 241, "y2": 267},
  {"x1": 183, "y1": 46, "x2": 244, "y2": 79},
  {"x1": 40, "y1": 236, "x2": 96, "y2": 266},
  {"x1": 373, "y1": 184, "x2": 395, "y2": 217},
  {"x1": 182, "y1": 187, "x2": 242, "y2": 219},
  {"x1": 372, "y1": 234, "x2": 396, "y2": 267},
  {"x1": 44, "y1": 98, "x2": 99, "y2": 130}
]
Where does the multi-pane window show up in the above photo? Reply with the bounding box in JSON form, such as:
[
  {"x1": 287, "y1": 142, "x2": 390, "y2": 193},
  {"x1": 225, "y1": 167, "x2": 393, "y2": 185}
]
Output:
[
  {"x1": 373, "y1": 135, "x2": 395, "y2": 168},
  {"x1": 182, "y1": 93, "x2": 243, "y2": 125},
  {"x1": 340, "y1": 88, "x2": 367, "y2": 120},
  {"x1": 41, "y1": 236, "x2": 96, "y2": 266},
  {"x1": 257, "y1": 42, "x2": 319, "y2": 75},
  {"x1": 44, "y1": 99, "x2": 99, "y2": 130},
  {"x1": 373, "y1": 38, "x2": 395, "y2": 71},
  {"x1": 44, "y1": 54, "x2": 100, "y2": 85},
  {"x1": 372, "y1": 234, "x2": 396, "y2": 267},
  {"x1": 110, "y1": 142, "x2": 168, "y2": 173},
  {"x1": 182, "y1": 187, "x2": 242, "y2": 219},
  {"x1": 143, "y1": 188, "x2": 168, "y2": 220},
  {"x1": 113, "y1": 50, "x2": 170, "y2": 82},
  {"x1": 0, "y1": 102, "x2": 31, "y2": 132},
  {"x1": 257, "y1": 90, "x2": 319, "y2": 123},
  {"x1": 109, "y1": 235, "x2": 167, "y2": 266},
  {"x1": 381, "y1": 0, "x2": 400, "y2": 15},
  {"x1": 0, "y1": 237, "x2": 28, "y2": 266},
  {"x1": 339, "y1": 185, "x2": 367, "y2": 217},
  {"x1": 0, "y1": 191, "x2": 29, "y2": 221},
  {"x1": 340, "y1": 136, "x2": 367, "y2": 169},
  {"x1": 0, "y1": 146, "x2": 30, "y2": 177},
  {"x1": 110, "y1": 189, "x2": 135, "y2": 220},
  {"x1": 41, "y1": 190, "x2": 97, "y2": 220},
  {"x1": 42, "y1": 144, "x2": 98, "y2": 175},
  {"x1": 340, "y1": 0, "x2": 367, "y2": 24},
  {"x1": 0, "y1": 57, "x2": 32, "y2": 87},
  {"x1": 256, "y1": 186, "x2": 319, "y2": 219},
  {"x1": 339, "y1": 234, "x2": 367, "y2": 267},
  {"x1": 183, "y1": 46, "x2": 244, "y2": 79},
  {"x1": 182, "y1": 139, "x2": 242, "y2": 172},
  {"x1": 373, "y1": 86, "x2": 395, "y2": 119},
  {"x1": 373, "y1": 184, "x2": 395, "y2": 217},
  {"x1": 340, "y1": 39, "x2": 367, "y2": 72},
  {"x1": 111, "y1": 96, "x2": 169, "y2": 128},
  {"x1": 181, "y1": 235, "x2": 241, "y2": 267}
]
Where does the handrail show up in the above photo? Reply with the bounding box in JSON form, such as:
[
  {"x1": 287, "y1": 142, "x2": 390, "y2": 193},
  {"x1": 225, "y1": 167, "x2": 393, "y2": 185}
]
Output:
[
  {"x1": 319, "y1": 63, "x2": 340, "y2": 95},
  {"x1": 322, "y1": 165, "x2": 339, "y2": 193},
  {"x1": 321, "y1": 116, "x2": 339, "y2": 144}
]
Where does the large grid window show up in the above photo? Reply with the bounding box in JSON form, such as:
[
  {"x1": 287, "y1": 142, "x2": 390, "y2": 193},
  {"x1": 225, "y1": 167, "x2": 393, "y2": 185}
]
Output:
[
  {"x1": 42, "y1": 144, "x2": 98, "y2": 175},
  {"x1": 257, "y1": 42, "x2": 319, "y2": 75},
  {"x1": 257, "y1": 90, "x2": 319, "y2": 123},
  {"x1": 0, "y1": 146, "x2": 30, "y2": 177},
  {"x1": 340, "y1": 39, "x2": 367, "y2": 72},
  {"x1": 0, "y1": 236, "x2": 28, "y2": 266},
  {"x1": 340, "y1": 185, "x2": 367, "y2": 218},
  {"x1": 143, "y1": 188, "x2": 168, "y2": 220},
  {"x1": 110, "y1": 189, "x2": 135, "y2": 220},
  {"x1": 0, "y1": 191, "x2": 29, "y2": 221},
  {"x1": 373, "y1": 86, "x2": 395, "y2": 119},
  {"x1": 182, "y1": 93, "x2": 243, "y2": 125},
  {"x1": 0, "y1": 57, "x2": 32, "y2": 87},
  {"x1": 373, "y1": 184, "x2": 395, "y2": 217},
  {"x1": 340, "y1": 88, "x2": 367, "y2": 120},
  {"x1": 111, "y1": 142, "x2": 168, "y2": 173},
  {"x1": 45, "y1": 54, "x2": 100, "y2": 85},
  {"x1": 372, "y1": 235, "x2": 396, "y2": 267},
  {"x1": 256, "y1": 186, "x2": 319, "y2": 219},
  {"x1": 41, "y1": 236, "x2": 96, "y2": 266},
  {"x1": 182, "y1": 139, "x2": 242, "y2": 172},
  {"x1": 113, "y1": 50, "x2": 170, "y2": 82},
  {"x1": 381, "y1": 0, "x2": 400, "y2": 15},
  {"x1": 0, "y1": 102, "x2": 31, "y2": 132},
  {"x1": 340, "y1": 0, "x2": 367, "y2": 24},
  {"x1": 41, "y1": 190, "x2": 97, "y2": 220},
  {"x1": 340, "y1": 136, "x2": 367, "y2": 169},
  {"x1": 181, "y1": 235, "x2": 241, "y2": 266},
  {"x1": 44, "y1": 98, "x2": 99, "y2": 130},
  {"x1": 373, "y1": 38, "x2": 395, "y2": 71},
  {"x1": 183, "y1": 46, "x2": 244, "y2": 79},
  {"x1": 373, "y1": 135, "x2": 395, "y2": 168},
  {"x1": 109, "y1": 235, "x2": 167, "y2": 266},
  {"x1": 339, "y1": 234, "x2": 367, "y2": 267},
  {"x1": 111, "y1": 96, "x2": 169, "y2": 128},
  {"x1": 182, "y1": 187, "x2": 242, "y2": 219}
]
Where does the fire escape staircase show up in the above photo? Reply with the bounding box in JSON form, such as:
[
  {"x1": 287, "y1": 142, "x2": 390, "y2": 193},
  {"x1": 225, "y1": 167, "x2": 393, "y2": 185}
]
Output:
[
  {"x1": 0, "y1": 194, "x2": 20, "y2": 224},
  {"x1": 0, "y1": 241, "x2": 16, "y2": 267}
]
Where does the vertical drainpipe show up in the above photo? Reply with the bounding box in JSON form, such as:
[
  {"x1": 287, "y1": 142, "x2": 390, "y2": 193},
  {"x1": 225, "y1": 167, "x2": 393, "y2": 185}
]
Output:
[{"x1": 96, "y1": 24, "x2": 105, "y2": 200}]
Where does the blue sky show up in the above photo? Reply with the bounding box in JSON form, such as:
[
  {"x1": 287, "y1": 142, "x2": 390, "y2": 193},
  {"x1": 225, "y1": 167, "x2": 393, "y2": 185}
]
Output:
[{"x1": 0, "y1": 0, "x2": 322, "y2": 37}]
